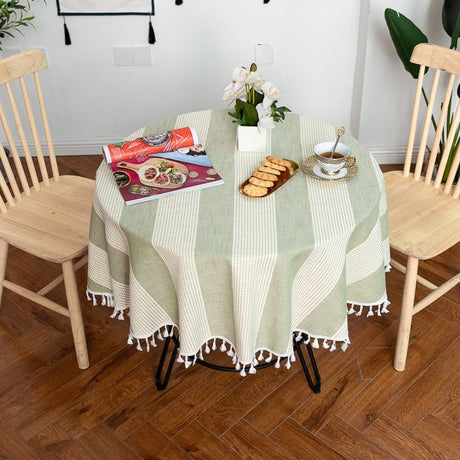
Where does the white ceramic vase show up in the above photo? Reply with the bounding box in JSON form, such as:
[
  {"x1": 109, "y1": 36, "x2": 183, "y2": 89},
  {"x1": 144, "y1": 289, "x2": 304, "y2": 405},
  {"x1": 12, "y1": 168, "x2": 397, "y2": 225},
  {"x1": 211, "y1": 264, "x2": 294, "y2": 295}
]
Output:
[{"x1": 237, "y1": 125, "x2": 267, "y2": 152}]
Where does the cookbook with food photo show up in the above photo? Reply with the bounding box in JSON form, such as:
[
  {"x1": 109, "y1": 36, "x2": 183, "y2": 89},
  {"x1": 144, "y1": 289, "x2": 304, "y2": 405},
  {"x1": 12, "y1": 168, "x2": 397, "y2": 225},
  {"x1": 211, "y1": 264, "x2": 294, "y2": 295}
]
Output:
[{"x1": 109, "y1": 147, "x2": 223, "y2": 205}]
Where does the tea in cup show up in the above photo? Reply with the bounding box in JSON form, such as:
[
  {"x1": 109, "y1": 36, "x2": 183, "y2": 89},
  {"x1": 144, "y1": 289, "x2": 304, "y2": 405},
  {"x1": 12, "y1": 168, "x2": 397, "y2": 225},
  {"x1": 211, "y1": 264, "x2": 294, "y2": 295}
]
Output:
[{"x1": 313, "y1": 142, "x2": 352, "y2": 175}]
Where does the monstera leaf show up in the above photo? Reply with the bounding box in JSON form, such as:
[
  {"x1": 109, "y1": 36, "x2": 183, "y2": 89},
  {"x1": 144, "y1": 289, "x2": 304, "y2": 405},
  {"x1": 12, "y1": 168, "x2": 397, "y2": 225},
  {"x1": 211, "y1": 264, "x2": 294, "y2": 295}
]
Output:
[
  {"x1": 442, "y1": 0, "x2": 460, "y2": 48},
  {"x1": 384, "y1": 8, "x2": 428, "y2": 79}
]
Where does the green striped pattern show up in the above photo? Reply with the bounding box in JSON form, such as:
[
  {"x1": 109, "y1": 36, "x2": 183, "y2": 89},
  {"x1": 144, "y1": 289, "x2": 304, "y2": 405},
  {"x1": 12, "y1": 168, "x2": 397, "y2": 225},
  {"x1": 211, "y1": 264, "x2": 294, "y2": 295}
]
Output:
[{"x1": 87, "y1": 109, "x2": 390, "y2": 366}]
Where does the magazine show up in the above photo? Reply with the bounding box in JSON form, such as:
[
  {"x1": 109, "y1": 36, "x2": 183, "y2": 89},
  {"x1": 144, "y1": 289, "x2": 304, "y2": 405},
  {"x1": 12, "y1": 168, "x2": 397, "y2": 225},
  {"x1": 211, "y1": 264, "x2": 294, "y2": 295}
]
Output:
[
  {"x1": 103, "y1": 126, "x2": 199, "y2": 164},
  {"x1": 104, "y1": 127, "x2": 224, "y2": 205}
]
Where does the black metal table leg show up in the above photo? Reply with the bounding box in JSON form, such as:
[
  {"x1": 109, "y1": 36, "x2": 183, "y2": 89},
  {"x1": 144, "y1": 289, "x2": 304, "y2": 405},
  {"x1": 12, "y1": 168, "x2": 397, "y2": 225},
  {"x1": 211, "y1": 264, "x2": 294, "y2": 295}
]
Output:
[
  {"x1": 154, "y1": 327, "x2": 180, "y2": 390},
  {"x1": 293, "y1": 333, "x2": 321, "y2": 393},
  {"x1": 154, "y1": 329, "x2": 321, "y2": 393}
]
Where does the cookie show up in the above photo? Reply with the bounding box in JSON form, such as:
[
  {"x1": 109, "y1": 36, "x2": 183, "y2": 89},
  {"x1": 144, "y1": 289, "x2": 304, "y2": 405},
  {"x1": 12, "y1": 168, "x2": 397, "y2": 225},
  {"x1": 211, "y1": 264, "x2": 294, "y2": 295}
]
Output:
[
  {"x1": 252, "y1": 171, "x2": 278, "y2": 182},
  {"x1": 261, "y1": 159, "x2": 286, "y2": 172},
  {"x1": 258, "y1": 166, "x2": 281, "y2": 176},
  {"x1": 249, "y1": 176, "x2": 274, "y2": 188},
  {"x1": 243, "y1": 183, "x2": 268, "y2": 197},
  {"x1": 266, "y1": 156, "x2": 292, "y2": 168}
]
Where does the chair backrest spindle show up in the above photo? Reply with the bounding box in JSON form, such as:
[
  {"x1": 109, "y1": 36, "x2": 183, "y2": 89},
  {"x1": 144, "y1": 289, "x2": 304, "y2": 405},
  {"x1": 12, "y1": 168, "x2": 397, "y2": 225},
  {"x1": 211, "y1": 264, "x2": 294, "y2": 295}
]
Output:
[
  {"x1": 0, "y1": 50, "x2": 59, "y2": 209},
  {"x1": 404, "y1": 44, "x2": 460, "y2": 197}
]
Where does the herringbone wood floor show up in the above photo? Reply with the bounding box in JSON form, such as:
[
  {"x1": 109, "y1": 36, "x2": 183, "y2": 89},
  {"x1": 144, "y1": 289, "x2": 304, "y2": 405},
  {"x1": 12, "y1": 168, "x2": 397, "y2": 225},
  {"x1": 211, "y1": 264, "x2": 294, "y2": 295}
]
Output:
[{"x1": 0, "y1": 156, "x2": 458, "y2": 459}]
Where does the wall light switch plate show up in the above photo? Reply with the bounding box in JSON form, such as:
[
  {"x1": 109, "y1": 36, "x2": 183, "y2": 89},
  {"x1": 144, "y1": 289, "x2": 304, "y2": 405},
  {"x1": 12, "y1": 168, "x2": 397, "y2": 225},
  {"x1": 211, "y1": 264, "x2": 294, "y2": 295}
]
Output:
[
  {"x1": 113, "y1": 46, "x2": 133, "y2": 66},
  {"x1": 113, "y1": 46, "x2": 152, "y2": 66},
  {"x1": 132, "y1": 46, "x2": 152, "y2": 66},
  {"x1": 255, "y1": 43, "x2": 274, "y2": 65}
]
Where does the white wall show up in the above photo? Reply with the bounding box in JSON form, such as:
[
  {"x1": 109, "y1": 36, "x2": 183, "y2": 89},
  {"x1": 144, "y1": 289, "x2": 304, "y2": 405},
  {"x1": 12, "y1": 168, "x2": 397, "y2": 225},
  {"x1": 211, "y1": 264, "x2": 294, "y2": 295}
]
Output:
[
  {"x1": 1, "y1": 0, "x2": 445, "y2": 163},
  {"x1": 359, "y1": 0, "x2": 449, "y2": 162}
]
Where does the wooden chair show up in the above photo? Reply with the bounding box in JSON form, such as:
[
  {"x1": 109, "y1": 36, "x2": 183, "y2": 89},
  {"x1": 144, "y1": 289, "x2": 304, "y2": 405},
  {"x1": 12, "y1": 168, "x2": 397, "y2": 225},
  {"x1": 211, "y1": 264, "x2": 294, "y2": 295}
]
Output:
[
  {"x1": 384, "y1": 43, "x2": 460, "y2": 371},
  {"x1": 0, "y1": 50, "x2": 95, "y2": 369}
]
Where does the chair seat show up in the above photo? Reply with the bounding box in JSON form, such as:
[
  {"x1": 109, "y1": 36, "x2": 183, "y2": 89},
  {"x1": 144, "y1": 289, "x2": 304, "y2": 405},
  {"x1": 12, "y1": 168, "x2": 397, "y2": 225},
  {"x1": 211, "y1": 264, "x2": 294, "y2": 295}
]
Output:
[
  {"x1": 384, "y1": 171, "x2": 460, "y2": 260},
  {"x1": 0, "y1": 175, "x2": 95, "y2": 263}
]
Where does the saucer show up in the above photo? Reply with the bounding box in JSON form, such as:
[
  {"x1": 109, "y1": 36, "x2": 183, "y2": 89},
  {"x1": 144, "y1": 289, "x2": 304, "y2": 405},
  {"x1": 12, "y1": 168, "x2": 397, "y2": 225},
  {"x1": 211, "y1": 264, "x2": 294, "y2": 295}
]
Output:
[{"x1": 302, "y1": 156, "x2": 358, "y2": 182}]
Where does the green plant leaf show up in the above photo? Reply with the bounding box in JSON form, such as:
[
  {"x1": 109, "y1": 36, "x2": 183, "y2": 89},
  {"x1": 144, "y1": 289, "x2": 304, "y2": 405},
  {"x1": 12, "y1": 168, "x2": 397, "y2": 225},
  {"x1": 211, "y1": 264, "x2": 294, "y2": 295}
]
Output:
[
  {"x1": 234, "y1": 99, "x2": 259, "y2": 126},
  {"x1": 442, "y1": 0, "x2": 460, "y2": 38},
  {"x1": 384, "y1": 8, "x2": 429, "y2": 79}
]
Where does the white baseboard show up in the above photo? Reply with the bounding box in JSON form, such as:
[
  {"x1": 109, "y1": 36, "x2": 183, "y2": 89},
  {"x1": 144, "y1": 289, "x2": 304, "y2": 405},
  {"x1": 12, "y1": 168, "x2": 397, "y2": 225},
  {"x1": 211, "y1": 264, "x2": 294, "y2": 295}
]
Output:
[{"x1": 367, "y1": 147, "x2": 406, "y2": 165}]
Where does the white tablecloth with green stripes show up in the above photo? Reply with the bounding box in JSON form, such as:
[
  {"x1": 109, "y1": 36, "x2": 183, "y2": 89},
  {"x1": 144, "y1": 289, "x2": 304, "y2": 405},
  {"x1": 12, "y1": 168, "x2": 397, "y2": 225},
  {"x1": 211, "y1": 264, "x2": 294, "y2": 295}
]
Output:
[{"x1": 87, "y1": 109, "x2": 390, "y2": 373}]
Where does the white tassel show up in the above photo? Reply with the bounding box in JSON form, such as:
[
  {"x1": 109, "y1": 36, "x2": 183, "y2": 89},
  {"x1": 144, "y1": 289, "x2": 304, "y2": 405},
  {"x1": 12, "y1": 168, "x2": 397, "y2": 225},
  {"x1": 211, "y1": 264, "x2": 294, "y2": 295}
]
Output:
[
  {"x1": 177, "y1": 355, "x2": 184, "y2": 363},
  {"x1": 163, "y1": 328, "x2": 169, "y2": 338},
  {"x1": 348, "y1": 303, "x2": 356, "y2": 314},
  {"x1": 285, "y1": 359, "x2": 291, "y2": 369},
  {"x1": 101, "y1": 295, "x2": 106, "y2": 306},
  {"x1": 118, "y1": 310, "x2": 124, "y2": 320},
  {"x1": 157, "y1": 331, "x2": 163, "y2": 341},
  {"x1": 227, "y1": 347, "x2": 234, "y2": 357},
  {"x1": 235, "y1": 362, "x2": 241, "y2": 371},
  {"x1": 192, "y1": 354, "x2": 197, "y2": 365},
  {"x1": 290, "y1": 353, "x2": 296, "y2": 363},
  {"x1": 136, "y1": 340, "x2": 143, "y2": 351},
  {"x1": 253, "y1": 357, "x2": 258, "y2": 367},
  {"x1": 258, "y1": 350, "x2": 264, "y2": 361},
  {"x1": 232, "y1": 354, "x2": 237, "y2": 364},
  {"x1": 295, "y1": 332, "x2": 303, "y2": 342},
  {"x1": 323, "y1": 339, "x2": 330, "y2": 349},
  {"x1": 265, "y1": 352, "x2": 273, "y2": 363},
  {"x1": 220, "y1": 339, "x2": 227, "y2": 352},
  {"x1": 212, "y1": 338, "x2": 217, "y2": 351},
  {"x1": 184, "y1": 358, "x2": 191, "y2": 368},
  {"x1": 169, "y1": 328, "x2": 174, "y2": 337},
  {"x1": 199, "y1": 348, "x2": 204, "y2": 360},
  {"x1": 312, "y1": 338, "x2": 319, "y2": 349},
  {"x1": 127, "y1": 335, "x2": 133, "y2": 345},
  {"x1": 150, "y1": 337, "x2": 157, "y2": 347},
  {"x1": 240, "y1": 366, "x2": 247, "y2": 377},
  {"x1": 382, "y1": 300, "x2": 390, "y2": 313},
  {"x1": 330, "y1": 341, "x2": 337, "y2": 352},
  {"x1": 275, "y1": 356, "x2": 281, "y2": 368},
  {"x1": 367, "y1": 306, "x2": 374, "y2": 317},
  {"x1": 86, "y1": 289, "x2": 91, "y2": 301},
  {"x1": 356, "y1": 305, "x2": 364, "y2": 316},
  {"x1": 110, "y1": 310, "x2": 117, "y2": 319},
  {"x1": 249, "y1": 363, "x2": 257, "y2": 374},
  {"x1": 205, "y1": 343, "x2": 210, "y2": 354},
  {"x1": 145, "y1": 339, "x2": 150, "y2": 352},
  {"x1": 304, "y1": 336, "x2": 311, "y2": 345},
  {"x1": 341, "y1": 341, "x2": 349, "y2": 351}
]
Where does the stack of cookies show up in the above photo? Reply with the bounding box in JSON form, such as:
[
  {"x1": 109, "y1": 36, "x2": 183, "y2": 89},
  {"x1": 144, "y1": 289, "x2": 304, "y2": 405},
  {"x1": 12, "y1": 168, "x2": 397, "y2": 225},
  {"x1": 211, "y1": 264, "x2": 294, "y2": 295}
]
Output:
[{"x1": 242, "y1": 156, "x2": 293, "y2": 197}]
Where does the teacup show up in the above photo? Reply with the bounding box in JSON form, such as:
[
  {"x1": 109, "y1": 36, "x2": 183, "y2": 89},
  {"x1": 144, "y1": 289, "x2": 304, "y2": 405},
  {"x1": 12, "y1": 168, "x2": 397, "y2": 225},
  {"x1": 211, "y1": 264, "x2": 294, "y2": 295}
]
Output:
[{"x1": 313, "y1": 142, "x2": 352, "y2": 176}]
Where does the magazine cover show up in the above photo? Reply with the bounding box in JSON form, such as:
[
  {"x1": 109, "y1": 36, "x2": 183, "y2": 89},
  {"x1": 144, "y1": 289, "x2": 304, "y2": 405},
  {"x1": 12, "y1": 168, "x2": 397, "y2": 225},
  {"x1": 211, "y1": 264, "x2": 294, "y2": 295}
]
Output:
[
  {"x1": 110, "y1": 147, "x2": 224, "y2": 205},
  {"x1": 103, "y1": 126, "x2": 199, "y2": 164}
]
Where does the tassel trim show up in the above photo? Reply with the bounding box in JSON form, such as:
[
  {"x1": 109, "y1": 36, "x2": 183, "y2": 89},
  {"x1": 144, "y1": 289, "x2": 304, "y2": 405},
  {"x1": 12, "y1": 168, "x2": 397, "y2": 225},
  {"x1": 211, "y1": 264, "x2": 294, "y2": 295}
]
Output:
[
  {"x1": 89, "y1": 289, "x2": 374, "y2": 373},
  {"x1": 347, "y1": 295, "x2": 390, "y2": 317}
]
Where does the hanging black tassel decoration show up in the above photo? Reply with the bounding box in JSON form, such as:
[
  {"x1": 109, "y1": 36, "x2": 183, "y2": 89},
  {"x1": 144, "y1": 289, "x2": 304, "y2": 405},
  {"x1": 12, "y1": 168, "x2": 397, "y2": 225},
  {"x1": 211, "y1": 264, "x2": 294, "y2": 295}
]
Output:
[
  {"x1": 148, "y1": 15, "x2": 156, "y2": 44},
  {"x1": 176, "y1": 0, "x2": 183, "y2": 5},
  {"x1": 63, "y1": 16, "x2": 71, "y2": 45}
]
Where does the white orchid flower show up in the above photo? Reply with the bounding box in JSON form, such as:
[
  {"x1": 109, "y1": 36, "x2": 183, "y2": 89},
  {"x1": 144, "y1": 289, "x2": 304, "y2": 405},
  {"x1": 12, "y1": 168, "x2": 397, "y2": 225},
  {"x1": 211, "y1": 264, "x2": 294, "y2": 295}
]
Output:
[
  {"x1": 260, "y1": 81, "x2": 282, "y2": 108},
  {"x1": 223, "y1": 81, "x2": 245, "y2": 103},
  {"x1": 256, "y1": 103, "x2": 275, "y2": 131},
  {"x1": 232, "y1": 67, "x2": 250, "y2": 83}
]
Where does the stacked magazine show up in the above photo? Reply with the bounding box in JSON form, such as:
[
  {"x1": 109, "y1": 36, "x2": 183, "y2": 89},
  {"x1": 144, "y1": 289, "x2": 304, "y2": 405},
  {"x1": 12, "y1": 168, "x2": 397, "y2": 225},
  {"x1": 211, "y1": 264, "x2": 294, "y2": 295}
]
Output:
[{"x1": 103, "y1": 127, "x2": 224, "y2": 205}]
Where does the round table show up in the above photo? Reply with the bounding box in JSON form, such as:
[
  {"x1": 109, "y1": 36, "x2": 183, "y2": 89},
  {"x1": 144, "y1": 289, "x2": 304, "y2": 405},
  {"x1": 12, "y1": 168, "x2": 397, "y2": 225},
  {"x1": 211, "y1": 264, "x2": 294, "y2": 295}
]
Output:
[{"x1": 87, "y1": 109, "x2": 390, "y2": 373}]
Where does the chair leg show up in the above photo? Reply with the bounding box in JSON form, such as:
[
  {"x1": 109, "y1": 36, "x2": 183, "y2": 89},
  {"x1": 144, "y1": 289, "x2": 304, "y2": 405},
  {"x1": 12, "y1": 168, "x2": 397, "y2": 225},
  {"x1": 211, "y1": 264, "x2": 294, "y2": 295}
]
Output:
[
  {"x1": 394, "y1": 256, "x2": 419, "y2": 371},
  {"x1": 0, "y1": 239, "x2": 8, "y2": 307},
  {"x1": 62, "y1": 260, "x2": 89, "y2": 369}
]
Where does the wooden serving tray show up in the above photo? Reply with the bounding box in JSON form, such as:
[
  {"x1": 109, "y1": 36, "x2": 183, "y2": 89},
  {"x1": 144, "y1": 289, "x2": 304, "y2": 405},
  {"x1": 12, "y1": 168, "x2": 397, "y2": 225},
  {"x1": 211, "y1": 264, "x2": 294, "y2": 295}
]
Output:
[{"x1": 239, "y1": 158, "x2": 299, "y2": 198}]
